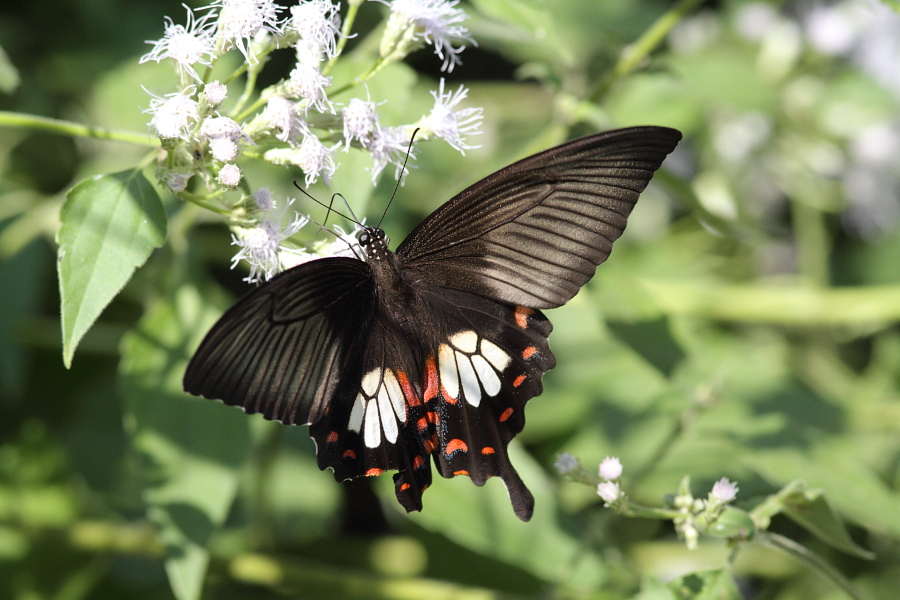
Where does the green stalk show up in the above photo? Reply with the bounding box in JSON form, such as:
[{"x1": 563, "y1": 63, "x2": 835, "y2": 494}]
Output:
[{"x1": 0, "y1": 111, "x2": 159, "y2": 147}]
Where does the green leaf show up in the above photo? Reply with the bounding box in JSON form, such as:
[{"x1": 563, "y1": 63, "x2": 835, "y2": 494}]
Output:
[
  {"x1": 782, "y1": 487, "x2": 876, "y2": 560},
  {"x1": 58, "y1": 169, "x2": 166, "y2": 367},
  {"x1": 667, "y1": 568, "x2": 742, "y2": 600},
  {"x1": 121, "y1": 282, "x2": 250, "y2": 600},
  {"x1": 0, "y1": 43, "x2": 20, "y2": 94},
  {"x1": 404, "y1": 444, "x2": 608, "y2": 592}
]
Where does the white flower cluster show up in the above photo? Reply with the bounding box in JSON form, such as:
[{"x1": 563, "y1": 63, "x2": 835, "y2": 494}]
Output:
[{"x1": 140, "y1": 0, "x2": 484, "y2": 282}]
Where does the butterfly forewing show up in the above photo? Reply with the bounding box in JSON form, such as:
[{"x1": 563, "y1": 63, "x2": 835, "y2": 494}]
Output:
[
  {"x1": 184, "y1": 257, "x2": 375, "y2": 425},
  {"x1": 397, "y1": 126, "x2": 682, "y2": 308}
]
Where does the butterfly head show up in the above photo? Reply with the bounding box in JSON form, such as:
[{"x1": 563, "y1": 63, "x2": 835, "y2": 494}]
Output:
[{"x1": 358, "y1": 226, "x2": 389, "y2": 262}]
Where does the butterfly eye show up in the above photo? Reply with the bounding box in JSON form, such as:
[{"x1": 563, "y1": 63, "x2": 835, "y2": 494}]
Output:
[{"x1": 359, "y1": 232, "x2": 371, "y2": 246}]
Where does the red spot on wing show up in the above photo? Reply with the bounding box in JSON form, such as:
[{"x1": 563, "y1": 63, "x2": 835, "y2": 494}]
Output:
[
  {"x1": 423, "y1": 356, "x2": 439, "y2": 401},
  {"x1": 399, "y1": 482, "x2": 411, "y2": 491},
  {"x1": 522, "y1": 346, "x2": 537, "y2": 360},
  {"x1": 417, "y1": 417, "x2": 429, "y2": 433},
  {"x1": 499, "y1": 407, "x2": 514, "y2": 422},
  {"x1": 513, "y1": 374, "x2": 527, "y2": 388},
  {"x1": 326, "y1": 431, "x2": 339, "y2": 443},
  {"x1": 481, "y1": 447, "x2": 495, "y2": 455},
  {"x1": 342, "y1": 449, "x2": 356, "y2": 459},
  {"x1": 413, "y1": 455, "x2": 426, "y2": 469},
  {"x1": 514, "y1": 306, "x2": 534, "y2": 329},
  {"x1": 365, "y1": 468, "x2": 384, "y2": 477},
  {"x1": 397, "y1": 370, "x2": 421, "y2": 407},
  {"x1": 441, "y1": 384, "x2": 458, "y2": 404},
  {"x1": 445, "y1": 439, "x2": 468, "y2": 455},
  {"x1": 423, "y1": 438, "x2": 435, "y2": 454},
  {"x1": 453, "y1": 470, "x2": 469, "y2": 476}
]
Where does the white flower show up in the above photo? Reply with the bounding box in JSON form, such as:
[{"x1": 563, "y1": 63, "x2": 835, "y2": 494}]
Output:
[
  {"x1": 342, "y1": 98, "x2": 379, "y2": 148},
  {"x1": 421, "y1": 79, "x2": 482, "y2": 153},
  {"x1": 200, "y1": 116, "x2": 246, "y2": 142},
  {"x1": 146, "y1": 90, "x2": 199, "y2": 140},
  {"x1": 253, "y1": 187, "x2": 276, "y2": 211},
  {"x1": 203, "y1": 81, "x2": 228, "y2": 106},
  {"x1": 210, "y1": 137, "x2": 240, "y2": 162},
  {"x1": 141, "y1": 6, "x2": 215, "y2": 82},
  {"x1": 287, "y1": 62, "x2": 333, "y2": 112},
  {"x1": 263, "y1": 135, "x2": 340, "y2": 186},
  {"x1": 231, "y1": 197, "x2": 309, "y2": 283},
  {"x1": 598, "y1": 456, "x2": 623, "y2": 481},
  {"x1": 710, "y1": 478, "x2": 739, "y2": 503},
  {"x1": 553, "y1": 452, "x2": 578, "y2": 475},
  {"x1": 263, "y1": 96, "x2": 307, "y2": 143},
  {"x1": 212, "y1": 0, "x2": 284, "y2": 62},
  {"x1": 217, "y1": 163, "x2": 242, "y2": 186},
  {"x1": 297, "y1": 134, "x2": 338, "y2": 186},
  {"x1": 597, "y1": 481, "x2": 621, "y2": 504},
  {"x1": 288, "y1": 0, "x2": 341, "y2": 60},
  {"x1": 368, "y1": 125, "x2": 413, "y2": 183},
  {"x1": 383, "y1": 0, "x2": 474, "y2": 72}
]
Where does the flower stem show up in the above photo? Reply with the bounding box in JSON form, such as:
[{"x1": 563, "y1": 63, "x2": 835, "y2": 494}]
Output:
[
  {"x1": 323, "y1": 0, "x2": 364, "y2": 77},
  {"x1": 590, "y1": 0, "x2": 704, "y2": 102},
  {"x1": 0, "y1": 111, "x2": 159, "y2": 147}
]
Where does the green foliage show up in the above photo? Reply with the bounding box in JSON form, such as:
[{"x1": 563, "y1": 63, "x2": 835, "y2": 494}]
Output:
[{"x1": 2, "y1": 1, "x2": 900, "y2": 600}]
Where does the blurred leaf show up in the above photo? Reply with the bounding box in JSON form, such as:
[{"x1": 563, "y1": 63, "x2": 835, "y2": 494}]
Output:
[
  {"x1": 404, "y1": 443, "x2": 607, "y2": 591},
  {"x1": 781, "y1": 487, "x2": 875, "y2": 560},
  {"x1": 121, "y1": 282, "x2": 250, "y2": 600},
  {"x1": 667, "y1": 568, "x2": 742, "y2": 600},
  {"x1": 58, "y1": 169, "x2": 166, "y2": 367},
  {"x1": 0, "y1": 44, "x2": 19, "y2": 94},
  {"x1": 632, "y1": 576, "x2": 677, "y2": 600}
]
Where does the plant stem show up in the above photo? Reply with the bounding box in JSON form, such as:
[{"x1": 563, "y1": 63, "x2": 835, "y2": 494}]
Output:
[
  {"x1": 0, "y1": 111, "x2": 159, "y2": 147},
  {"x1": 323, "y1": 0, "x2": 364, "y2": 77},
  {"x1": 590, "y1": 0, "x2": 704, "y2": 102}
]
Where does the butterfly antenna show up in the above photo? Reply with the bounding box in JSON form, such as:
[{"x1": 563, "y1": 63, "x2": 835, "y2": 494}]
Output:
[
  {"x1": 377, "y1": 128, "x2": 420, "y2": 229},
  {"x1": 292, "y1": 180, "x2": 357, "y2": 224},
  {"x1": 291, "y1": 181, "x2": 365, "y2": 260}
]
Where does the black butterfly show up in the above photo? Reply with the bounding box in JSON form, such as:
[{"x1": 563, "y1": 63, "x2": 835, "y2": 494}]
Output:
[{"x1": 183, "y1": 126, "x2": 682, "y2": 521}]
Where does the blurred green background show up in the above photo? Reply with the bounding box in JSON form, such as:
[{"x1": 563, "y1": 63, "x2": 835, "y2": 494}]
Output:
[{"x1": 2, "y1": 0, "x2": 900, "y2": 599}]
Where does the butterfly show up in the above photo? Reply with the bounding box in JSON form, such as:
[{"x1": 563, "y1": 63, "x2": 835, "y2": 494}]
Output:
[{"x1": 183, "y1": 126, "x2": 682, "y2": 521}]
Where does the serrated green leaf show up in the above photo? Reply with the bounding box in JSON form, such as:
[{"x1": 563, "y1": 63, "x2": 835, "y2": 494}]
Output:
[
  {"x1": 668, "y1": 568, "x2": 742, "y2": 600},
  {"x1": 121, "y1": 282, "x2": 250, "y2": 600},
  {"x1": 782, "y1": 488, "x2": 875, "y2": 560},
  {"x1": 58, "y1": 169, "x2": 166, "y2": 367}
]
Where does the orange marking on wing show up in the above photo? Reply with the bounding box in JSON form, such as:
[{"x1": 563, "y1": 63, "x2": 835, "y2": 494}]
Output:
[
  {"x1": 514, "y1": 306, "x2": 534, "y2": 329},
  {"x1": 423, "y1": 356, "x2": 439, "y2": 401},
  {"x1": 522, "y1": 346, "x2": 537, "y2": 360},
  {"x1": 423, "y1": 439, "x2": 435, "y2": 454},
  {"x1": 417, "y1": 417, "x2": 429, "y2": 433},
  {"x1": 426, "y1": 411, "x2": 439, "y2": 425},
  {"x1": 326, "y1": 431, "x2": 339, "y2": 443},
  {"x1": 513, "y1": 374, "x2": 527, "y2": 388},
  {"x1": 365, "y1": 468, "x2": 384, "y2": 477},
  {"x1": 445, "y1": 439, "x2": 468, "y2": 455},
  {"x1": 342, "y1": 449, "x2": 356, "y2": 459},
  {"x1": 453, "y1": 470, "x2": 469, "y2": 476},
  {"x1": 421, "y1": 484, "x2": 429, "y2": 492},
  {"x1": 499, "y1": 407, "x2": 514, "y2": 422},
  {"x1": 481, "y1": 447, "x2": 495, "y2": 455},
  {"x1": 399, "y1": 482, "x2": 411, "y2": 491},
  {"x1": 397, "y1": 370, "x2": 421, "y2": 407},
  {"x1": 413, "y1": 455, "x2": 426, "y2": 469},
  {"x1": 441, "y1": 384, "x2": 458, "y2": 404}
]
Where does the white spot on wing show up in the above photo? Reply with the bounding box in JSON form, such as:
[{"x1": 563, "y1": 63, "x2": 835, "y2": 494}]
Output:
[
  {"x1": 364, "y1": 399, "x2": 381, "y2": 448},
  {"x1": 382, "y1": 369, "x2": 406, "y2": 422},
  {"x1": 471, "y1": 354, "x2": 501, "y2": 396},
  {"x1": 456, "y1": 352, "x2": 482, "y2": 407},
  {"x1": 361, "y1": 368, "x2": 381, "y2": 396},
  {"x1": 438, "y1": 343, "x2": 459, "y2": 399},
  {"x1": 377, "y1": 386, "x2": 399, "y2": 443},
  {"x1": 348, "y1": 394, "x2": 365, "y2": 432},
  {"x1": 480, "y1": 339, "x2": 511, "y2": 372},
  {"x1": 450, "y1": 330, "x2": 478, "y2": 353}
]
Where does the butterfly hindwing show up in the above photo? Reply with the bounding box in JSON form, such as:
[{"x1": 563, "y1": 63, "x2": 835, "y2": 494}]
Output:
[
  {"x1": 184, "y1": 257, "x2": 376, "y2": 425},
  {"x1": 397, "y1": 126, "x2": 683, "y2": 309}
]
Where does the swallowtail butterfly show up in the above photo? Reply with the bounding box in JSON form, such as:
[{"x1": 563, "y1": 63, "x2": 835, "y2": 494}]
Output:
[{"x1": 184, "y1": 126, "x2": 682, "y2": 520}]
